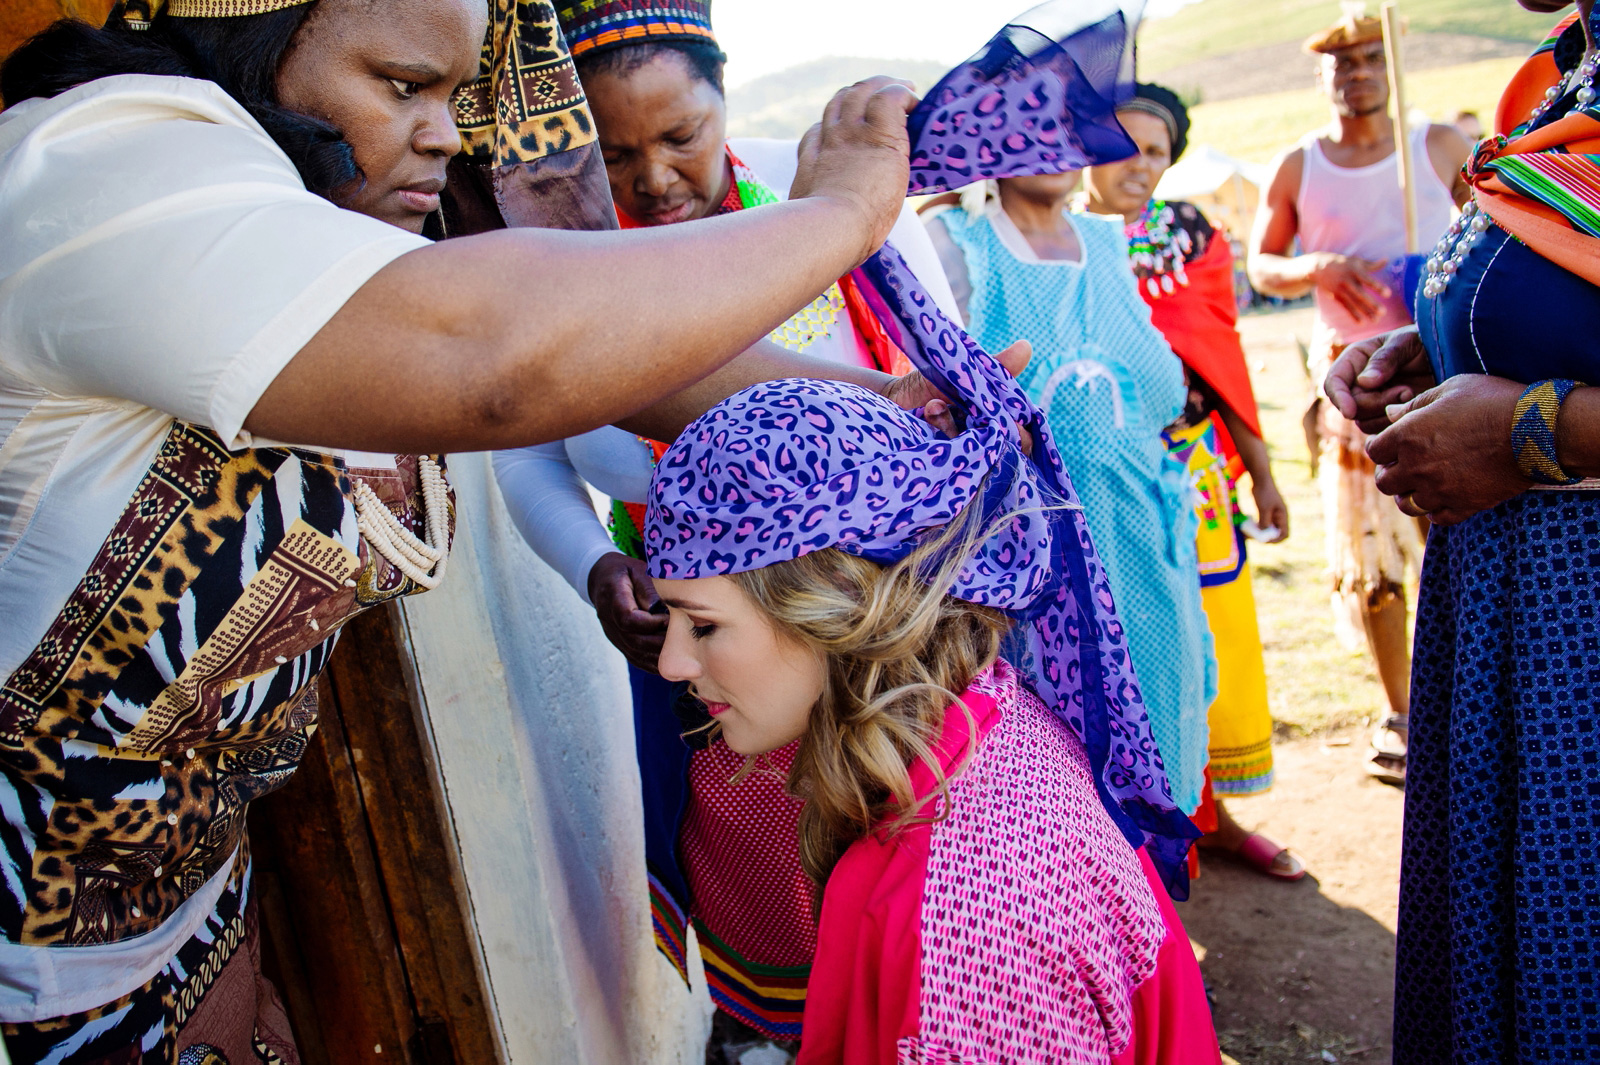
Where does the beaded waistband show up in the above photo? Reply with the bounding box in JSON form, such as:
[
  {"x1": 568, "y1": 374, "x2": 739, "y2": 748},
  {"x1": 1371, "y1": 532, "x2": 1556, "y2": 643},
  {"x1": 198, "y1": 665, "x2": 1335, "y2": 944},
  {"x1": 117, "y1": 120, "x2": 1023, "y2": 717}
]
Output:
[{"x1": 1529, "y1": 478, "x2": 1600, "y2": 491}]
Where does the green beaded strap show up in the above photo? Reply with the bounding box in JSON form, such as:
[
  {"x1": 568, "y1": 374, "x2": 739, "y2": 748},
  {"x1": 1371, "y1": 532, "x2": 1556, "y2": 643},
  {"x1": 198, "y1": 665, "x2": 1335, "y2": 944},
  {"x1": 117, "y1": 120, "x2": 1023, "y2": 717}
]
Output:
[{"x1": 1511, "y1": 379, "x2": 1584, "y2": 486}]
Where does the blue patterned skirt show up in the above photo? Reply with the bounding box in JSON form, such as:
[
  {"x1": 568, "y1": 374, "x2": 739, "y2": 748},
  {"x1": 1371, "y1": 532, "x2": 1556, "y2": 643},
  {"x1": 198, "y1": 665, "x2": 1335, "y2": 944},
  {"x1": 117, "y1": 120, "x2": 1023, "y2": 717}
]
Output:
[{"x1": 1395, "y1": 489, "x2": 1600, "y2": 1062}]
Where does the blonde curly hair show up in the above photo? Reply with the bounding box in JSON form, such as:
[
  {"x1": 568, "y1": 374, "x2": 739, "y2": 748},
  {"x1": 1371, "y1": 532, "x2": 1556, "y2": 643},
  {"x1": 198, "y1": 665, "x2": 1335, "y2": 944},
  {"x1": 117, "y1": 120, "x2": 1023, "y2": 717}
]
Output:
[{"x1": 728, "y1": 488, "x2": 1015, "y2": 888}]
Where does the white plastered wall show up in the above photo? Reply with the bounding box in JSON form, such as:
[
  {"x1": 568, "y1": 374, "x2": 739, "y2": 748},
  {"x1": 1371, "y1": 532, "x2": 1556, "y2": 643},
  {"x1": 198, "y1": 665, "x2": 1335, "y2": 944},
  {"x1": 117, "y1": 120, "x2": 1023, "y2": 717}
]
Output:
[{"x1": 394, "y1": 452, "x2": 713, "y2": 1064}]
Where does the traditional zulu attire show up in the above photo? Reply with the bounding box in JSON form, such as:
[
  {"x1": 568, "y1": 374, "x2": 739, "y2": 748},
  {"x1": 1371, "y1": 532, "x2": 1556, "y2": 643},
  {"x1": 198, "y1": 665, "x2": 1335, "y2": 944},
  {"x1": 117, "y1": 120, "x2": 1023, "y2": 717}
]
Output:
[
  {"x1": 1397, "y1": 13, "x2": 1600, "y2": 1060},
  {"x1": 0, "y1": 0, "x2": 605, "y2": 1059}
]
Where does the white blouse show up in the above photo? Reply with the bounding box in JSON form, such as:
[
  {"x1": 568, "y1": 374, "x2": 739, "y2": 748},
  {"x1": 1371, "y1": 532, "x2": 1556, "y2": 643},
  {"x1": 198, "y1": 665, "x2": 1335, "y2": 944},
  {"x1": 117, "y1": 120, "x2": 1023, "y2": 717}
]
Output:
[{"x1": 0, "y1": 74, "x2": 430, "y2": 682}]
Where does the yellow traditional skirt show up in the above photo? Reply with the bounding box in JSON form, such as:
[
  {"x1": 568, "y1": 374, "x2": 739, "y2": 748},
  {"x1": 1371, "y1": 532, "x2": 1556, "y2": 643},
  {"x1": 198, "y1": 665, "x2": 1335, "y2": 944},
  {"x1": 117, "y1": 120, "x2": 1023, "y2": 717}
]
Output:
[{"x1": 1165, "y1": 417, "x2": 1274, "y2": 797}]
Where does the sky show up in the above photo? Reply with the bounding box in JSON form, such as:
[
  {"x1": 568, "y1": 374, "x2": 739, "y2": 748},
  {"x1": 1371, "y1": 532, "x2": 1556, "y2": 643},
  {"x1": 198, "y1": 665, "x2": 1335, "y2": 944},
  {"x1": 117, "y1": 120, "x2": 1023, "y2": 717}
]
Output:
[{"x1": 714, "y1": 0, "x2": 1203, "y2": 88}]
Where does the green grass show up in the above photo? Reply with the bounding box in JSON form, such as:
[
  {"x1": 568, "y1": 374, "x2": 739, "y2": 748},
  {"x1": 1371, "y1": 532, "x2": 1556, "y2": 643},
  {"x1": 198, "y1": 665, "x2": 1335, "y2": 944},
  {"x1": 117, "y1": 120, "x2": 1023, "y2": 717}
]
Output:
[
  {"x1": 1236, "y1": 305, "x2": 1412, "y2": 736},
  {"x1": 1186, "y1": 54, "x2": 1528, "y2": 161},
  {"x1": 1139, "y1": 0, "x2": 1556, "y2": 76}
]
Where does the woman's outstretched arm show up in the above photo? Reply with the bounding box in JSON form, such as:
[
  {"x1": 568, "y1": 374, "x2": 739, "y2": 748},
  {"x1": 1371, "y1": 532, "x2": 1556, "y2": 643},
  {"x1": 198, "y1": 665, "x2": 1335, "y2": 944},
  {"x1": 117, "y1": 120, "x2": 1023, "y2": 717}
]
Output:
[{"x1": 247, "y1": 79, "x2": 917, "y2": 452}]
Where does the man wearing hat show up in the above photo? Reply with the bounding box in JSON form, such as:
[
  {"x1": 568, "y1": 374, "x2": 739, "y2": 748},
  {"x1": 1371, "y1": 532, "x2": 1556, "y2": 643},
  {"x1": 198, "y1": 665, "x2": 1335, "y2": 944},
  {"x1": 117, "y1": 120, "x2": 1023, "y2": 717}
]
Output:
[{"x1": 1247, "y1": 8, "x2": 1470, "y2": 787}]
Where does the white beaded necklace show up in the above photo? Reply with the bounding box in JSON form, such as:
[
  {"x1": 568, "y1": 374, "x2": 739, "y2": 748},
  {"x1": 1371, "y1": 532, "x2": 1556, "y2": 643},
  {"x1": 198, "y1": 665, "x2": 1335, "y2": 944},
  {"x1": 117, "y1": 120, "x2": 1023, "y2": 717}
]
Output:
[
  {"x1": 1421, "y1": 46, "x2": 1599, "y2": 300},
  {"x1": 352, "y1": 456, "x2": 451, "y2": 590}
]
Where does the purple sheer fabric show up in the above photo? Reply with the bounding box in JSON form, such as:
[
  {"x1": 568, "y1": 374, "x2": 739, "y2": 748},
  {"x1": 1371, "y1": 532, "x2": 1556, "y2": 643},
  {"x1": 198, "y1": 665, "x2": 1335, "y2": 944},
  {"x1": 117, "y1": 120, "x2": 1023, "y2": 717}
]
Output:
[
  {"x1": 645, "y1": 0, "x2": 1199, "y2": 894},
  {"x1": 906, "y1": 0, "x2": 1143, "y2": 195}
]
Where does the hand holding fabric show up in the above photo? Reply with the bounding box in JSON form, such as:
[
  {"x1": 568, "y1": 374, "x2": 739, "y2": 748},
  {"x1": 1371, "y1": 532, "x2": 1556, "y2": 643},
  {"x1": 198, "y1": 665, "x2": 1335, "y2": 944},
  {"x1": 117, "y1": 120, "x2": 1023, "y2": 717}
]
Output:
[
  {"x1": 881, "y1": 340, "x2": 1035, "y2": 451},
  {"x1": 1325, "y1": 326, "x2": 1438, "y2": 435},
  {"x1": 1366, "y1": 374, "x2": 1531, "y2": 525},
  {"x1": 793, "y1": 77, "x2": 919, "y2": 261},
  {"x1": 587, "y1": 552, "x2": 667, "y2": 672}
]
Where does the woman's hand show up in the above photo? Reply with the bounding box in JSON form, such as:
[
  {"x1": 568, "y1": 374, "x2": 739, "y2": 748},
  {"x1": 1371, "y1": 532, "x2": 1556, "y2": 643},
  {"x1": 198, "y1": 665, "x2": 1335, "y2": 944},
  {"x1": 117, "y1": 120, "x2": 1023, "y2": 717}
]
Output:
[
  {"x1": 793, "y1": 77, "x2": 919, "y2": 261},
  {"x1": 879, "y1": 340, "x2": 1034, "y2": 452},
  {"x1": 1366, "y1": 374, "x2": 1531, "y2": 525},
  {"x1": 1251, "y1": 478, "x2": 1290, "y2": 542},
  {"x1": 587, "y1": 552, "x2": 667, "y2": 672},
  {"x1": 1325, "y1": 326, "x2": 1438, "y2": 435}
]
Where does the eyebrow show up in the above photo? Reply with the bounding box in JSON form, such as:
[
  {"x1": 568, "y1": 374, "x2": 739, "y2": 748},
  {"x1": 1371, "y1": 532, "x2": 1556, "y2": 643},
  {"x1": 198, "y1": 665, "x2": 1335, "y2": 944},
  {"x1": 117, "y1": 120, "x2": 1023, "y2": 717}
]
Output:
[
  {"x1": 384, "y1": 60, "x2": 449, "y2": 82},
  {"x1": 659, "y1": 596, "x2": 715, "y2": 612}
]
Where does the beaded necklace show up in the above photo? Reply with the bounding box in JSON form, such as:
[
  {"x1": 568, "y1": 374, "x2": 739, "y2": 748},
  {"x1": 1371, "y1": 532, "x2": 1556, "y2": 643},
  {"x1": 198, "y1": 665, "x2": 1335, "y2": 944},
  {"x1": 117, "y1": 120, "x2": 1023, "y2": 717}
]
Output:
[{"x1": 1124, "y1": 199, "x2": 1194, "y2": 298}]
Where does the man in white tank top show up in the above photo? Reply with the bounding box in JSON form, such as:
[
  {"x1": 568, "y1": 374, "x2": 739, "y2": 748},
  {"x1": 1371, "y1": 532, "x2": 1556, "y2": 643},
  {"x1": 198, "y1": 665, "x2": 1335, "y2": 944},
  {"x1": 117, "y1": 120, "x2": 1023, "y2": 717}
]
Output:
[{"x1": 1246, "y1": 12, "x2": 1470, "y2": 787}]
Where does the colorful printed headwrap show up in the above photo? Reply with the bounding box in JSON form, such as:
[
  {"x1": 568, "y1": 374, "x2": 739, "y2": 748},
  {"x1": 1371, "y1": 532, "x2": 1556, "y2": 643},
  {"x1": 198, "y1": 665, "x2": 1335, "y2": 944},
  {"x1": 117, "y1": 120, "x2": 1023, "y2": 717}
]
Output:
[
  {"x1": 444, "y1": 0, "x2": 617, "y2": 235},
  {"x1": 556, "y1": 0, "x2": 717, "y2": 60},
  {"x1": 647, "y1": 0, "x2": 1199, "y2": 894},
  {"x1": 905, "y1": 0, "x2": 1143, "y2": 195}
]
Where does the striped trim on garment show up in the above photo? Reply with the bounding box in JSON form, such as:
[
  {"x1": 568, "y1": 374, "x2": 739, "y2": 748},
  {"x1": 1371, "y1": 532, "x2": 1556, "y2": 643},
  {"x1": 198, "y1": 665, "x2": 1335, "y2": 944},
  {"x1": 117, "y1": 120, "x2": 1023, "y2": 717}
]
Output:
[
  {"x1": 649, "y1": 873, "x2": 691, "y2": 983},
  {"x1": 1488, "y1": 153, "x2": 1600, "y2": 238},
  {"x1": 693, "y1": 919, "x2": 808, "y2": 1039}
]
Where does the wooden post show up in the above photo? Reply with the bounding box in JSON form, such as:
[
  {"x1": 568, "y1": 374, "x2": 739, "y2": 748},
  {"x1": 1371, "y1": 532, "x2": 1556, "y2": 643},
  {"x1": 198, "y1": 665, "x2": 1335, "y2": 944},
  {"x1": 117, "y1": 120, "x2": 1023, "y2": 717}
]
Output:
[{"x1": 1381, "y1": 2, "x2": 1418, "y2": 255}]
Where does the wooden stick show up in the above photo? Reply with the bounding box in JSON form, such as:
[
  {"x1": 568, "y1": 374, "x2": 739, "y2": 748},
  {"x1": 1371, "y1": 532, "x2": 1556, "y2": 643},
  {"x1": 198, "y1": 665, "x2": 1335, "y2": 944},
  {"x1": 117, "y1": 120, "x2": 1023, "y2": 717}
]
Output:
[{"x1": 1381, "y1": 2, "x2": 1418, "y2": 255}]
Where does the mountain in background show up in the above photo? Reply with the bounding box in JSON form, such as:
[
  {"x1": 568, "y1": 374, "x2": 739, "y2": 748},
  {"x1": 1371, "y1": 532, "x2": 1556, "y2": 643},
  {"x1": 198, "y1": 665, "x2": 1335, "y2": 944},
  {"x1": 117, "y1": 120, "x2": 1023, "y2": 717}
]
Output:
[
  {"x1": 726, "y1": 0, "x2": 1562, "y2": 139},
  {"x1": 727, "y1": 56, "x2": 951, "y2": 141},
  {"x1": 1137, "y1": 0, "x2": 1553, "y2": 76},
  {"x1": 1142, "y1": 0, "x2": 1556, "y2": 102}
]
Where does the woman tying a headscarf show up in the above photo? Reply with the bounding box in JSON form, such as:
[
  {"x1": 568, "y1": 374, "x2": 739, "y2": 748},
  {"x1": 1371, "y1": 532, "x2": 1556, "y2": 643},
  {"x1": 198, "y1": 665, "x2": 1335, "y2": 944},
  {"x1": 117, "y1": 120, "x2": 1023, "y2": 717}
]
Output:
[
  {"x1": 1326, "y1": 2, "x2": 1600, "y2": 1058},
  {"x1": 1079, "y1": 83, "x2": 1302, "y2": 882},
  {"x1": 491, "y1": 2, "x2": 966, "y2": 1046},
  {"x1": 0, "y1": 0, "x2": 929, "y2": 1057}
]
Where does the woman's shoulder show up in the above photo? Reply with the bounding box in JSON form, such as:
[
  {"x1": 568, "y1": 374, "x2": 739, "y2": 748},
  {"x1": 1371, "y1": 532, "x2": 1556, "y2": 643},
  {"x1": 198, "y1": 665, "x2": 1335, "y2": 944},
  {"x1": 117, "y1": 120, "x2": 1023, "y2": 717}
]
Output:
[
  {"x1": 913, "y1": 662, "x2": 1170, "y2": 1053},
  {"x1": 2, "y1": 73, "x2": 269, "y2": 149},
  {"x1": 0, "y1": 73, "x2": 304, "y2": 230}
]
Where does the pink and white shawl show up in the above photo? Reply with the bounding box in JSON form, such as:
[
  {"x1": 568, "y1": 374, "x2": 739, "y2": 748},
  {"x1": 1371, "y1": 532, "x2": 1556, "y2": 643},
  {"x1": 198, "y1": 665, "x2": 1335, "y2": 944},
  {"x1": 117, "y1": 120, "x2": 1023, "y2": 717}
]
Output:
[{"x1": 799, "y1": 661, "x2": 1220, "y2": 1064}]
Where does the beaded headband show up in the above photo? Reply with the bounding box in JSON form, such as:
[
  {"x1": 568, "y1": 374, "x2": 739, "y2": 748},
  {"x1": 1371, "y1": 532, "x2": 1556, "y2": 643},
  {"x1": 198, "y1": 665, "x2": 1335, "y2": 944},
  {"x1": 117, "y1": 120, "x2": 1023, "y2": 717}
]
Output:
[{"x1": 118, "y1": 0, "x2": 312, "y2": 30}]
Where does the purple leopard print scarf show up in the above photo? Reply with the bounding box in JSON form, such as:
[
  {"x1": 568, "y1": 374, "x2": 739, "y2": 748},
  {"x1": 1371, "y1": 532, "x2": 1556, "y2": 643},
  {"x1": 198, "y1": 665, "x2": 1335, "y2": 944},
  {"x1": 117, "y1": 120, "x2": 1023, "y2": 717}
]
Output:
[
  {"x1": 645, "y1": 0, "x2": 1198, "y2": 894},
  {"x1": 906, "y1": 0, "x2": 1142, "y2": 194}
]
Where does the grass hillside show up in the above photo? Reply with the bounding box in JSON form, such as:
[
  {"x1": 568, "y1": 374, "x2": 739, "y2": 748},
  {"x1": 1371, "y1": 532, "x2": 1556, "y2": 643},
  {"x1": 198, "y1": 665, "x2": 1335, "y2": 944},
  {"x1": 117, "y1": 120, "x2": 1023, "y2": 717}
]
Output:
[
  {"x1": 1139, "y1": 0, "x2": 1556, "y2": 76},
  {"x1": 1190, "y1": 54, "x2": 1525, "y2": 161}
]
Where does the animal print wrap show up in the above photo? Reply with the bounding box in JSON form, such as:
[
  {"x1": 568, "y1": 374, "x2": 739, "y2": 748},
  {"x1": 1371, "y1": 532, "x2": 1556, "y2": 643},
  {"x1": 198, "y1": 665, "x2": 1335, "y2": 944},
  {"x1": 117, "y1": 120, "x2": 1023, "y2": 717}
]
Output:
[
  {"x1": 905, "y1": 0, "x2": 1143, "y2": 195},
  {"x1": 646, "y1": 249, "x2": 1199, "y2": 895},
  {"x1": 446, "y1": 0, "x2": 616, "y2": 235},
  {"x1": 0, "y1": 426, "x2": 452, "y2": 946}
]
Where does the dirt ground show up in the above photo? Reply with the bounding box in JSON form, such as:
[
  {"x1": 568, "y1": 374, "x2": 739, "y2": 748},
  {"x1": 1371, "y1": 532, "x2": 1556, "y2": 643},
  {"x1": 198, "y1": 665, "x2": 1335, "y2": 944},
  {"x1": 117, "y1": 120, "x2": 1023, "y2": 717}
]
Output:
[
  {"x1": 1184, "y1": 732, "x2": 1403, "y2": 1064},
  {"x1": 1183, "y1": 304, "x2": 1407, "y2": 1065}
]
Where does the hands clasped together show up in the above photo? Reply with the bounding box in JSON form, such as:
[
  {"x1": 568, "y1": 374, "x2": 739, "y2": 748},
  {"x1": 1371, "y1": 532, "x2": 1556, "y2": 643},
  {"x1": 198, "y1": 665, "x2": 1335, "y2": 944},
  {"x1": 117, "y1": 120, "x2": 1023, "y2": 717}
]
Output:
[{"x1": 1324, "y1": 327, "x2": 1532, "y2": 525}]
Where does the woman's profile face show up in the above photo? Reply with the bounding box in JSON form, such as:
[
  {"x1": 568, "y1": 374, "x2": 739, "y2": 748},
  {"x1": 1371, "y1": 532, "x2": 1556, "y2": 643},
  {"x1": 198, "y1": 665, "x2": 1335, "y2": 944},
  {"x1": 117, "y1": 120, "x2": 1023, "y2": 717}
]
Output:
[
  {"x1": 654, "y1": 575, "x2": 827, "y2": 756},
  {"x1": 1083, "y1": 109, "x2": 1174, "y2": 218},
  {"x1": 583, "y1": 51, "x2": 729, "y2": 225},
  {"x1": 276, "y1": 0, "x2": 486, "y2": 233}
]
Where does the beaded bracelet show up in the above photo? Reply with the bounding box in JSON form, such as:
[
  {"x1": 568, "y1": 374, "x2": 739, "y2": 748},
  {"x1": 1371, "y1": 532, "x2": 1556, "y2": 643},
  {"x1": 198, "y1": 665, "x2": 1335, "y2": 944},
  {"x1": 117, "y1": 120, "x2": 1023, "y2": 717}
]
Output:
[{"x1": 1511, "y1": 379, "x2": 1584, "y2": 486}]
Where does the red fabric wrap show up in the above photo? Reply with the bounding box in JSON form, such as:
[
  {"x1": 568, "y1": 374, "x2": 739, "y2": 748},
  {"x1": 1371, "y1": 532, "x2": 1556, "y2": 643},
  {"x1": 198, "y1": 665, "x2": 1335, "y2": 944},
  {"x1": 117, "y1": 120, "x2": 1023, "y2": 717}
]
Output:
[
  {"x1": 796, "y1": 688, "x2": 997, "y2": 1064},
  {"x1": 1139, "y1": 234, "x2": 1261, "y2": 438}
]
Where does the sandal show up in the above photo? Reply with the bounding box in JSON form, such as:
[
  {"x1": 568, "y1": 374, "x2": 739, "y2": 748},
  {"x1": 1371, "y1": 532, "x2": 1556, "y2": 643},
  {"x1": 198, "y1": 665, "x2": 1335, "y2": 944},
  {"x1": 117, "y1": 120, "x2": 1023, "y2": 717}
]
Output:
[
  {"x1": 1235, "y1": 833, "x2": 1307, "y2": 881},
  {"x1": 1366, "y1": 713, "x2": 1408, "y2": 786}
]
